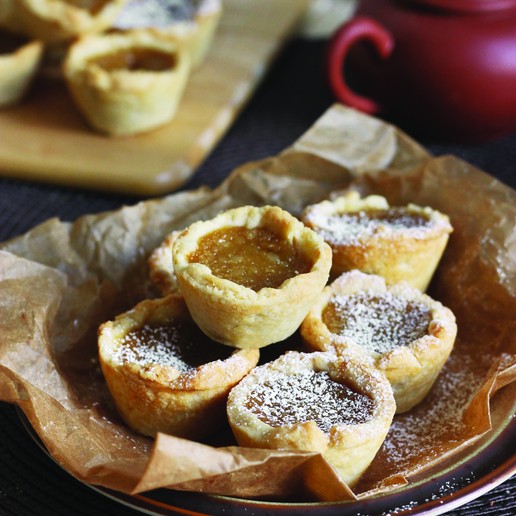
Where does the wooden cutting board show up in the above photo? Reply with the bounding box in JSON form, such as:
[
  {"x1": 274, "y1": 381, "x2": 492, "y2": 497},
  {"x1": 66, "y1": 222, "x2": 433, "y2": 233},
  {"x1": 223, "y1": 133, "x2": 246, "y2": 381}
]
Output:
[{"x1": 0, "y1": 0, "x2": 308, "y2": 195}]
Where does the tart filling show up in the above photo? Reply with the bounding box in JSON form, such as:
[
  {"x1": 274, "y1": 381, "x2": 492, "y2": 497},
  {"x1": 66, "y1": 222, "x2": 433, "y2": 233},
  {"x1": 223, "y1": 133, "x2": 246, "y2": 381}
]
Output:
[
  {"x1": 322, "y1": 291, "x2": 432, "y2": 355},
  {"x1": 64, "y1": 29, "x2": 191, "y2": 135},
  {"x1": 302, "y1": 191, "x2": 453, "y2": 291},
  {"x1": 98, "y1": 295, "x2": 259, "y2": 439},
  {"x1": 227, "y1": 351, "x2": 396, "y2": 487},
  {"x1": 114, "y1": 318, "x2": 234, "y2": 371},
  {"x1": 301, "y1": 271, "x2": 457, "y2": 413},
  {"x1": 245, "y1": 369, "x2": 375, "y2": 431},
  {"x1": 89, "y1": 46, "x2": 177, "y2": 71},
  {"x1": 172, "y1": 205, "x2": 332, "y2": 349},
  {"x1": 0, "y1": 31, "x2": 42, "y2": 106},
  {"x1": 188, "y1": 225, "x2": 313, "y2": 292},
  {"x1": 113, "y1": 0, "x2": 222, "y2": 67}
]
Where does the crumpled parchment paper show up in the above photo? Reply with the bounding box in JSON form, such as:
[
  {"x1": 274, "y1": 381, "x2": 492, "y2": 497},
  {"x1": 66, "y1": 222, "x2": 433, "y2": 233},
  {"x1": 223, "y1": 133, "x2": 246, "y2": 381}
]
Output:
[{"x1": 0, "y1": 105, "x2": 514, "y2": 502}]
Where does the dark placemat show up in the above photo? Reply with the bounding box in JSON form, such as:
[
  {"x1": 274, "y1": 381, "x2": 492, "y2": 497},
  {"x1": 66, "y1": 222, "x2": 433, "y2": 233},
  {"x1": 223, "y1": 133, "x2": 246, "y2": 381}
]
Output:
[{"x1": 0, "y1": 39, "x2": 514, "y2": 515}]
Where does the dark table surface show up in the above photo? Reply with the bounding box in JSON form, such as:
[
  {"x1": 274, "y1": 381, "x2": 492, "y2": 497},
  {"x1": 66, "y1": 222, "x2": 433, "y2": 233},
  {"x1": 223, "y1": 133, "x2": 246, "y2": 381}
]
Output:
[{"x1": 0, "y1": 38, "x2": 514, "y2": 515}]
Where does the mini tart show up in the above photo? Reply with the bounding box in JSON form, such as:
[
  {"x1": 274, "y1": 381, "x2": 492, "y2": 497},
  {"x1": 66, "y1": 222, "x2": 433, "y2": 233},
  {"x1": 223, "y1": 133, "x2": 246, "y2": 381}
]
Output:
[
  {"x1": 3, "y1": 0, "x2": 128, "y2": 43},
  {"x1": 301, "y1": 191, "x2": 453, "y2": 291},
  {"x1": 172, "y1": 205, "x2": 332, "y2": 349},
  {"x1": 98, "y1": 294, "x2": 259, "y2": 439},
  {"x1": 148, "y1": 230, "x2": 181, "y2": 296},
  {"x1": 113, "y1": 0, "x2": 222, "y2": 68},
  {"x1": 301, "y1": 271, "x2": 457, "y2": 413},
  {"x1": 227, "y1": 351, "x2": 396, "y2": 487},
  {"x1": 63, "y1": 29, "x2": 190, "y2": 136},
  {"x1": 0, "y1": 31, "x2": 42, "y2": 106}
]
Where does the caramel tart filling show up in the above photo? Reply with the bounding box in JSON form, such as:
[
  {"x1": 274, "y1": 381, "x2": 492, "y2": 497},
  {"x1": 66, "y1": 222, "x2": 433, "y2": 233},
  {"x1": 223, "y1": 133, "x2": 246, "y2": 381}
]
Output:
[
  {"x1": 64, "y1": 0, "x2": 109, "y2": 14},
  {"x1": 187, "y1": 226, "x2": 313, "y2": 291},
  {"x1": 115, "y1": 0, "x2": 198, "y2": 28},
  {"x1": 323, "y1": 291, "x2": 432, "y2": 354},
  {"x1": 315, "y1": 208, "x2": 433, "y2": 245},
  {"x1": 114, "y1": 320, "x2": 233, "y2": 371},
  {"x1": 90, "y1": 48, "x2": 177, "y2": 71},
  {"x1": 244, "y1": 370, "x2": 374, "y2": 432}
]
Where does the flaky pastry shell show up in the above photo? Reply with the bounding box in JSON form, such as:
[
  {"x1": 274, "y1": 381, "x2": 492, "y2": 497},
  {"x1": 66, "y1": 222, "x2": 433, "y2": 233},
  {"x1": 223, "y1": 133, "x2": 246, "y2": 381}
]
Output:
[
  {"x1": 227, "y1": 351, "x2": 396, "y2": 487},
  {"x1": 301, "y1": 271, "x2": 457, "y2": 413},
  {"x1": 301, "y1": 191, "x2": 453, "y2": 291},
  {"x1": 2, "y1": 0, "x2": 128, "y2": 43},
  {"x1": 64, "y1": 29, "x2": 190, "y2": 136},
  {"x1": 172, "y1": 205, "x2": 332, "y2": 349},
  {"x1": 98, "y1": 295, "x2": 259, "y2": 439},
  {"x1": 0, "y1": 33, "x2": 42, "y2": 106},
  {"x1": 182, "y1": 0, "x2": 221, "y2": 67},
  {"x1": 148, "y1": 230, "x2": 181, "y2": 296}
]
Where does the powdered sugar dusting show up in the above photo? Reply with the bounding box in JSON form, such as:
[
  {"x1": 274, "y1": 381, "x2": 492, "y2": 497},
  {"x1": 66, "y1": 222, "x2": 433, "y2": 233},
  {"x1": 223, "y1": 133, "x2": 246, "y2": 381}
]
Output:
[
  {"x1": 116, "y1": 324, "x2": 194, "y2": 371},
  {"x1": 324, "y1": 291, "x2": 432, "y2": 354},
  {"x1": 245, "y1": 369, "x2": 375, "y2": 432},
  {"x1": 375, "y1": 352, "x2": 485, "y2": 474},
  {"x1": 114, "y1": 322, "x2": 232, "y2": 370},
  {"x1": 114, "y1": 0, "x2": 197, "y2": 28},
  {"x1": 307, "y1": 208, "x2": 434, "y2": 246}
]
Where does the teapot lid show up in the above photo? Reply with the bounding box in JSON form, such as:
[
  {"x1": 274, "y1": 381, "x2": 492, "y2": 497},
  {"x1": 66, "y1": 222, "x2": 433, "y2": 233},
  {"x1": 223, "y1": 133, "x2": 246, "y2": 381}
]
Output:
[{"x1": 410, "y1": 0, "x2": 516, "y2": 12}]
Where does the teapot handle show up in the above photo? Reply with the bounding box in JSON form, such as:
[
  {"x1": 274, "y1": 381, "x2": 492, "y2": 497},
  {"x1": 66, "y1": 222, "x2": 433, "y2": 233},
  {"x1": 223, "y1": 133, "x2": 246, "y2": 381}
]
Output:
[{"x1": 327, "y1": 17, "x2": 394, "y2": 114}]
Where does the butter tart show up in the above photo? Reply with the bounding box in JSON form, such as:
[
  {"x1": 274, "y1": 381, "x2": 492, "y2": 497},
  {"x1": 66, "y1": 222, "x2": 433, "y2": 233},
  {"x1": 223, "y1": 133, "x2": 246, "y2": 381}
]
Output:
[
  {"x1": 113, "y1": 0, "x2": 222, "y2": 67},
  {"x1": 148, "y1": 230, "x2": 181, "y2": 296},
  {"x1": 301, "y1": 271, "x2": 457, "y2": 413},
  {"x1": 0, "y1": 31, "x2": 42, "y2": 106},
  {"x1": 98, "y1": 294, "x2": 259, "y2": 439},
  {"x1": 63, "y1": 29, "x2": 190, "y2": 135},
  {"x1": 172, "y1": 205, "x2": 332, "y2": 349},
  {"x1": 301, "y1": 191, "x2": 453, "y2": 291},
  {"x1": 227, "y1": 350, "x2": 396, "y2": 487},
  {"x1": 3, "y1": 0, "x2": 128, "y2": 43}
]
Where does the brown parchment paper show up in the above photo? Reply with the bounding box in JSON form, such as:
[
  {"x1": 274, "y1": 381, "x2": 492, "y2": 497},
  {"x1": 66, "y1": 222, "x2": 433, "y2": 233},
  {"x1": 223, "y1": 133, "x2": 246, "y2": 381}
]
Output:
[{"x1": 0, "y1": 105, "x2": 515, "y2": 503}]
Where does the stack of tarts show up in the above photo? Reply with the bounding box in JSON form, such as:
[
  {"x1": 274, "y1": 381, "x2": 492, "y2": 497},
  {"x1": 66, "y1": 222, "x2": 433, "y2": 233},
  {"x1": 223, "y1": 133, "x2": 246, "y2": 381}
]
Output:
[
  {"x1": 0, "y1": 0, "x2": 222, "y2": 135},
  {"x1": 98, "y1": 195, "x2": 457, "y2": 491}
]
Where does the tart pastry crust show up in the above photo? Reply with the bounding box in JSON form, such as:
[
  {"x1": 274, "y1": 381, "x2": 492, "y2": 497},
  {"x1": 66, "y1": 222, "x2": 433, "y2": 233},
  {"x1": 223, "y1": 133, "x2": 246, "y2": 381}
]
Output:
[
  {"x1": 0, "y1": 32, "x2": 42, "y2": 106},
  {"x1": 184, "y1": 0, "x2": 221, "y2": 67},
  {"x1": 227, "y1": 350, "x2": 396, "y2": 487},
  {"x1": 301, "y1": 271, "x2": 457, "y2": 413},
  {"x1": 148, "y1": 230, "x2": 181, "y2": 296},
  {"x1": 2, "y1": 0, "x2": 128, "y2": 43},
  {"x1": 301, "y1": 191, "x2": 453, "y2": 291},
  {"x1": 172, "y1": 205, "x2": 332, "y2": 349},
  {"x1": 64, "y1": 29, "x2": 190, "y2": 135},
  {"x1": 98, "y1": 294, "x2": 259, "y2": 439}
]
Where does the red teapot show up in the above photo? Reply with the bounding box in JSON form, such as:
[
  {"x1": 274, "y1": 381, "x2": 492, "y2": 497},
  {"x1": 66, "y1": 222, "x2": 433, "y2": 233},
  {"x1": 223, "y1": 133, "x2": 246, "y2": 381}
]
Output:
[{"x1": 327, "y1": 0, "x2": 516, "y2": 142}]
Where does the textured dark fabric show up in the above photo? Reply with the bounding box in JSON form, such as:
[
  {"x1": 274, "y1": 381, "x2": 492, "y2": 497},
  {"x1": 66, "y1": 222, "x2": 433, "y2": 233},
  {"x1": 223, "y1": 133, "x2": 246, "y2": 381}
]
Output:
[{"x1": 0, "y1": 39, "x2": 514, "y2": 515}]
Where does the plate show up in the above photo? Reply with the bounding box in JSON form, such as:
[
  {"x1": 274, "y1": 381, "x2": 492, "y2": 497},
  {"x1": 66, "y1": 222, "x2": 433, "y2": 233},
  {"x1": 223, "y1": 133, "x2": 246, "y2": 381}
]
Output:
[
  {"x1": 20, "y1": 387, "x2": 515, "y2": 515},
  {"x1": 0, "y1": 0, "x2": 308, "y2": 195}
]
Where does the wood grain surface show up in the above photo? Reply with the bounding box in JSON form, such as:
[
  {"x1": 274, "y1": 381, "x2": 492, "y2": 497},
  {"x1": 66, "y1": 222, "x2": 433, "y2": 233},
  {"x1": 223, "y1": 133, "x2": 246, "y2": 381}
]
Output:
[{"x1": 0, "y1": 0, "x2": 308, "y2": 195}]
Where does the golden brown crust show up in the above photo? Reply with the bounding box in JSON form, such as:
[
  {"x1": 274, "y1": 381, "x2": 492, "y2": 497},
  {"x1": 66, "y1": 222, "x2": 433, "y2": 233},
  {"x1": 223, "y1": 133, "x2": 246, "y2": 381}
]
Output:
[
  {"x1": 64, "y1": 29, "x2": 191, "y2": 136},
  {"x1": 301, "y1": 191, "x2": 453, "y2": 291},
  {"x1": 148, "y1": 230, "x2": 181, "y2": 296},
  {"x1": 184, "y1": 0, "x2": 222, "y2": 67},
  {"x1": 301, "y1": 271, "x2": 457, "y2": 413},
  {"x1": 98, "y1": 295, "x2": 259, "y2": 439},
  {"x1": 227, "y1": 350, "x2": 396, "y2": 487},
  {"x1": 172, "y1": 205, "x2": 332, "y2": 349},
  {"x1": 0, "y1": 34, "x2": 42, "y2": 106}
]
